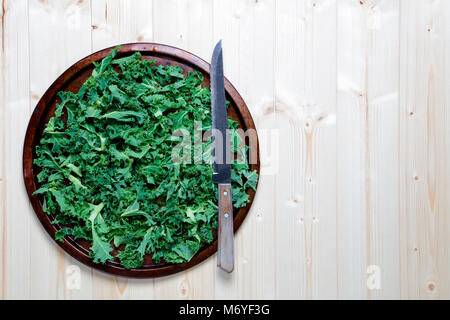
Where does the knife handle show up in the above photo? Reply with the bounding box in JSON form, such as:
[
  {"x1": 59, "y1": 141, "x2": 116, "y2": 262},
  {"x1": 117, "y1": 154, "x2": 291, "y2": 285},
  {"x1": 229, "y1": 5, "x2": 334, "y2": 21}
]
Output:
[{"x1": 217, "y1": 183, "x2": 234, "y2": 273}]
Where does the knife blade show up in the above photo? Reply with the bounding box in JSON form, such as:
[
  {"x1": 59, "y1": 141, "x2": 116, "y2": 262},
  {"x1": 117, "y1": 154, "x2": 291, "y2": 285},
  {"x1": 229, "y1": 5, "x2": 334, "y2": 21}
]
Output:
[{"x1": 210, "y1": 40, "x2": 234, "y2": 273}]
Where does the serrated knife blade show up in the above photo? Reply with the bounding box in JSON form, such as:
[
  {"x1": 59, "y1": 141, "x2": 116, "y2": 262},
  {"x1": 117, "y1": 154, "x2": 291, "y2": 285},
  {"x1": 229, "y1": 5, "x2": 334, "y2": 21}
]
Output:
[{"x1": 210, "y1": 40, "x2": 231, "y2": 184}]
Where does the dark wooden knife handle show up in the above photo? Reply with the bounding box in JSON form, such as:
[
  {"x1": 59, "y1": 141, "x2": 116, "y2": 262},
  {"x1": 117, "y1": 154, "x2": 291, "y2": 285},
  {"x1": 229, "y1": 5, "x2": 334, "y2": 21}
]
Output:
[{"x1": 217, "y1": 183, "x2": 234, "y2": 273}]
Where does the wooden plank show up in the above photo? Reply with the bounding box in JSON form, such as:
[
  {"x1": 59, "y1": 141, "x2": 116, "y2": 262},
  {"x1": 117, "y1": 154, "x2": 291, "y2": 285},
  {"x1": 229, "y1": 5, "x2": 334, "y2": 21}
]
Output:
[
  {"x1": 399, "y1": 0, "x2": 450, "y2": 300},
  {"x1": 336, "y1": 0, "x2": 366, "y2": 298},
  {"x1": 273, "y1": 0, "x2": 306, "y2": 298},
  {"x1": 1, "y1": 0, "x2": 31, "y2": 299},
  {"x1": 91, "y1": 0, "x2": 153, "y2": 49},
  {"x1": 212, "y1": 0, "x2": 277, "y2": 299},
  {"x1": 337, "y1": 0, "x2": 400, "y2": 299},
  {"x1": 274, "y1": 0, "x2": 338, "y2": 299},
  {"x1": 153, "y1": 0, "x2": 188, "y2": 50},
  {"x1": 304, "y1": 0, "x2": 338, "y2": 300},
  {"x1": 237, "y1": 0, "x2": 276, "y2": 300},
  {"x1": 28, "y1": 0, "x2": 93, "y2": 299},
  {"x1": 363, "y1": 0, "x2": 400, "y2": 300}
]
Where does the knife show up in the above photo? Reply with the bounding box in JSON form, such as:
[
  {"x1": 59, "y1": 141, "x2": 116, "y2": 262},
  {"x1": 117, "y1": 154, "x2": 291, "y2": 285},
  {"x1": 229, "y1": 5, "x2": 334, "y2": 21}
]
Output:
[{"x1": 210, "y1": 40, "x2": 234, "y2": 273}]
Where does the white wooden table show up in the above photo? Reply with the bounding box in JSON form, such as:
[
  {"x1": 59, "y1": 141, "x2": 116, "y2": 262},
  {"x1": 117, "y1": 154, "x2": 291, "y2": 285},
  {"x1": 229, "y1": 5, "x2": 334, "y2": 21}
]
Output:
[{"x1": 1, "y1": 0, "x2": 449, "y2": 300}]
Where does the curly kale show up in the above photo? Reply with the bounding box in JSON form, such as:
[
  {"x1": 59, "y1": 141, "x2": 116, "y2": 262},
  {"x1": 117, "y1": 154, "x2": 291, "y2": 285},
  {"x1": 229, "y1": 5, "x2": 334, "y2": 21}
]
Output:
[{"x1": 33, "y1": 46, "x2": 257, "y2": 269}]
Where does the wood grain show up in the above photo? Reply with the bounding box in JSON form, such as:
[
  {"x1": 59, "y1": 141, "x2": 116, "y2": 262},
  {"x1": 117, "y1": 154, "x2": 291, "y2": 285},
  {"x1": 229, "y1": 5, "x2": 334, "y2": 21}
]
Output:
[
  {"x1": 2, "y1": 0, "x2": 31, "y2": 299},
  {"x1": 1, "y1": 0, "x2": 449, "y2": 299},
  {"x1": 399, "y1": 0, "x2": 450, "y2": 299},
  {"x1": 217, "y1": 184, "x2": 234, "y2": 273},
  {"x1": 337, "y1": 0, "x2": 400, "y2": 300}
]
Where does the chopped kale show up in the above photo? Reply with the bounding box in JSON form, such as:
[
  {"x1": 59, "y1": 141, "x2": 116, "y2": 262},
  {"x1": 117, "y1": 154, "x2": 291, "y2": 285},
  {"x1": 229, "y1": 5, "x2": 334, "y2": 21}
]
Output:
[{"x1": 33, "y1": 46, "x2": 257, "y2": 269}]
